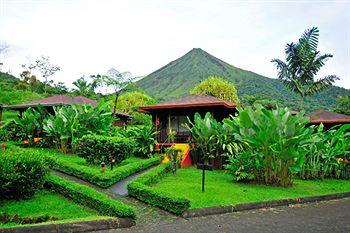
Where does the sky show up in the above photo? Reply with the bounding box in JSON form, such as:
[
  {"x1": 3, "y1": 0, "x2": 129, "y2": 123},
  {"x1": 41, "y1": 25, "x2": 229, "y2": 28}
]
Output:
[{"x1": 0, "y1": 0, "x2": 349, "y2": 90}]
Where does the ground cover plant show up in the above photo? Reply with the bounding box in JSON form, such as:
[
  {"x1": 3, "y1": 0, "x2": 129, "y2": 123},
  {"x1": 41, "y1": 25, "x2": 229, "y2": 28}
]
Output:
[
  {"x1": 0, "y1": 190, "x2": 101, "y2": 228},
  {"x1": 152, "y1": 167, "x2": 350, "y2": 209}
]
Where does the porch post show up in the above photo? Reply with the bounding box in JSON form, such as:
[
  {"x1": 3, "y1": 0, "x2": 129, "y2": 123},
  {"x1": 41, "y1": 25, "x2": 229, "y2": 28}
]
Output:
[
  {"x1": 168, "y1": 112, "x2": 171, "y2": 143},
  {"x1": 0, "y1": 104, "x2": 3, "y2": 128}
]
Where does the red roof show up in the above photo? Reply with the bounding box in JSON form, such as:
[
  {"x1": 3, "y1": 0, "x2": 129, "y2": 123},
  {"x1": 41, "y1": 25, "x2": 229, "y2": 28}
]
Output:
[
  {"x1": 5, "y1": 95, "x2": 98, "y2": 108},
  {"x1": 307, "y1": 109, "x2": 350, "y2": 124},
  {"x1": 139, "y1": 94, "x2": 239, "y2": 111},
  {"x1": 27, "y1": 95, "x2": 98, "y2": 107}
]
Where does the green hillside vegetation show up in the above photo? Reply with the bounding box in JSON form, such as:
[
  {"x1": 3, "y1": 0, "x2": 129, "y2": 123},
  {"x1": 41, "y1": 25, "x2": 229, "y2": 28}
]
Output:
[{"x1": 136, "y1": 48, "x2": 349, "y2": 112}]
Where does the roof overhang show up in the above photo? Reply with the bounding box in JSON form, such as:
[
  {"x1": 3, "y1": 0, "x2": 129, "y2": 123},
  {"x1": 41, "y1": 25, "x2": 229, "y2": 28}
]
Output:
[{"x1": 139, "y1": 102, "x2": 238, "y2": 112}]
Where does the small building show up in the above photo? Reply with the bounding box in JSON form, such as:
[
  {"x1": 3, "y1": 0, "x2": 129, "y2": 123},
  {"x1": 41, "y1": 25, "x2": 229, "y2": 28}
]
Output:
[
  {"x1": 139, "y1": 94, "x2": 239, "y2": 143},
  {"x1": 1, "y1": 95, "x2": 132, "y2": 126},
  {"x1": 306, "y1": 109, "x2": 350, "y2": 129}
]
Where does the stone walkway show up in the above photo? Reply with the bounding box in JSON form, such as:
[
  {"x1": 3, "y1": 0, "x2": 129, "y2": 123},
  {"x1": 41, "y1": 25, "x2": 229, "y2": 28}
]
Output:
[
  {"x1": 51, "y1": 170, "x2": 181, "y2": 225},
  {"x1": 107, "y1": 167, "x2": 155, "y2": 196},
  {"x1": 98, "y1": 198, "x2": 350, "y2": 233}
]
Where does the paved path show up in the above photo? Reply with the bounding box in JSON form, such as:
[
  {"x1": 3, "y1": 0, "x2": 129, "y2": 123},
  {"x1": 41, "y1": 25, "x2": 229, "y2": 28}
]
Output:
[
  {"x1": 108, "y1": 167, "x2": 155, "y2": 196},
  {"x1": 98, "y1": 198, "x2": 350, "y2": 233}
]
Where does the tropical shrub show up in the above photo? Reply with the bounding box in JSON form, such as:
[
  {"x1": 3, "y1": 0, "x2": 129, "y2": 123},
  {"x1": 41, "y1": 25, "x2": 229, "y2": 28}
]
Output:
[
  {"x1": 75, "y1": 101, "x2": 113, "y2": 138},
  {"x1": 223, "y1": 105, "x2": 311, "y2": 186},
  {"x1": 127, "y1": 163, "x2": 190, "y2": 214},
  {"x1": 43, "y1": 106, "x2": 78, "y2": 153},
  {"x1": 0, "y1": 149, "x2": 50, "y2": 199},
  {"x1": 46, "y1": 174, "x2": 136, "y2": 219},
  {"x1": 185, "y1": 112, "x2": 228, "y2": 162},
  {"x1": 13, "y1": 107, "x2": 42, "y2": 145},
  {"x1": 299, "y1": 124, "x2": 350, "y2": 179},
  {"x1": 1, "y1": 121, "x2": 27, "y2": 141},
  {"x1": 119, "y1": 125, "x2": 157, "y2": 158},
  {"x1": 73, "y1": 134, "x2": 135, "y2": 164}
]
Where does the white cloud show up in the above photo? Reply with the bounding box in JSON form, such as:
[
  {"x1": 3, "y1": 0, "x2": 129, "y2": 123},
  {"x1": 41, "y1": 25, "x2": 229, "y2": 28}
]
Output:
[{"x1": 0, "y1": 0, "x2": 349, "y2": 89}]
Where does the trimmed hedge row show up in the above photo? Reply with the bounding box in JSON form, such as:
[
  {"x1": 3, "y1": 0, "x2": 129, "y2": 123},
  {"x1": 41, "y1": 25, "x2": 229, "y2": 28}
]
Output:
[
  {"x1": 52, "y1": 156, "x2": 160, "y2": 188},
  {"x1": 127, "y1": 163, "x2": 190, "y2": 215},
  {"x1": 46, "y1": 174, "x2": 136, "y2": 219}
]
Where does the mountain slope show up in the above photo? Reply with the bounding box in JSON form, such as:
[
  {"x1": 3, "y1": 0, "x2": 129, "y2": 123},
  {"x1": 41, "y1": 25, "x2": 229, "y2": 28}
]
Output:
[{"x1": 136, "y1": 48, "x2": 349, "y2": 111}]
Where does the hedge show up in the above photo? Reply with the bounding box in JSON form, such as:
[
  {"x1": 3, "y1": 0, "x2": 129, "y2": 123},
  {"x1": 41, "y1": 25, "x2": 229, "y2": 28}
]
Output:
[
  {"x1": 45, "y1": 174, "x2": 136, "y2": 219},
  {"x1": 0, "y1": 148, "x2": 51, "y2": 199},
  {"x1": 73, "y1": 134, "x2": 135, "y2": 164},
  {"x1": 52, "y1": 156, "x2": 160, "y2": 188},
  {"x1": 127, "y1": 163, "x2": 190, "y2": 215}
]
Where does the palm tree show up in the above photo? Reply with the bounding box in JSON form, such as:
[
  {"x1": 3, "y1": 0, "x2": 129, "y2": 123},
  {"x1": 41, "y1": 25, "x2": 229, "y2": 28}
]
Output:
[
  {"x1": 73, "y1": 76, "x2": 99, "y2": 97},
  {"x1": 271, "y1": 27, "x2": 339, "y2": 110}
]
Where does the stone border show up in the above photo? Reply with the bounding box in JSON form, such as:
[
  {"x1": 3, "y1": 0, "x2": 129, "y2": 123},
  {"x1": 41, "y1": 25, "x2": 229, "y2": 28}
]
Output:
[
  {"x1": 0, "y1": 217, "x2": 135, "y2": 233},
  {"x1": 182, "y1": 192, "x2": 350, "y2": 218}
]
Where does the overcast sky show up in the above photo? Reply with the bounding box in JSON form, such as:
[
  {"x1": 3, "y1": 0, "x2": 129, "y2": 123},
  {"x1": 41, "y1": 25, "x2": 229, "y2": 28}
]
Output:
[{"x1": 0, "y1": 0, "x2": 349, "y2": 89}]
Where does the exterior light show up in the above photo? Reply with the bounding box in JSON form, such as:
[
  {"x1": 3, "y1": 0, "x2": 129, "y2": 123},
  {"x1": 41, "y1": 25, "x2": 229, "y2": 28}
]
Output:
[{"x1": 101, "y1": 161, "x2": 105, "y2": 173}]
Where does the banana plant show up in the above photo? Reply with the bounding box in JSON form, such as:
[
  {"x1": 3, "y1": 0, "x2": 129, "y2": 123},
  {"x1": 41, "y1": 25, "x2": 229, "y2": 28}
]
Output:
[
  {"x1": 43, "y1": 106, "x2": 78, "y2": 153},
  {"x1": 14, "y1": 107, "x2": 42, "y2": 145}
]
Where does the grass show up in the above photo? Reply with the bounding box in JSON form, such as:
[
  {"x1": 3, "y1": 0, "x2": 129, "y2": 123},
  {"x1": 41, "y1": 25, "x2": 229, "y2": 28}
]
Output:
[
  {"x1": 0, "y1": 190, "x2": 102, "y2": 228},
  {"x1": 1, "y1": 110, "x2": 18, "y2": 124},
  {"x1": 28, "y1": 146, "x2": 144, "y2": 175},
  {"x1": 152, "y1": 167, "x2": 350, "y2": 209}
]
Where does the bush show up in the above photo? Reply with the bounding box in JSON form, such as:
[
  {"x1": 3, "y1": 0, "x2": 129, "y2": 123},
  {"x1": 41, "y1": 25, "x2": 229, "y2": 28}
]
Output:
[
  {"x1": 119, "y1": 125, "x2": 157, "y2": 158},
  {"x1": 223, "y1": 105, "x2": 311, "y2": 186},
  {"x1": 46, "y1": 174, "x2": 136, "y2": 219},
  {"x1": 73, "y1": 134, "x2": 135, "y2": 164},
  {"x1": 127, "y1": 163, "x2": 190, "y2": 214},
  {"x1": 52, "y1": 155, "x2": 160, "y2": 188},
  {"x1": 0, "y1": 128, "x2": 8, "y2": 141},
  {"x1": 0, "y1": 149, "x2": 50, "y2": 199}
]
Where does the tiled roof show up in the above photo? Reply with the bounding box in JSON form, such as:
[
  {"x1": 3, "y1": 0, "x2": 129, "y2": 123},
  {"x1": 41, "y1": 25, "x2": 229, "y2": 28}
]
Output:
[
  {"x1": 24, "y1": 95, "x2": 98, "y2": 107},
  {"x1": 139, "y1": 94, "x2": 238, "y2": 111},
  {"x1": 307, "y1": 109, "x2": 350, "y2": 124}
]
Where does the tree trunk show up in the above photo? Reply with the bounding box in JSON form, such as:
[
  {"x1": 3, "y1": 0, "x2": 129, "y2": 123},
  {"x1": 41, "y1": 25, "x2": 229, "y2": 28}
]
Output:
[{"x1": 299, "y1": 95, "x2": 305, "y2": 111}]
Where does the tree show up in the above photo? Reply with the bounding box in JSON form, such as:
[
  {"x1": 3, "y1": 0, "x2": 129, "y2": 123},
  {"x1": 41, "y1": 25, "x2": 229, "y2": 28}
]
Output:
[
  {"x1": 334, "y1": 95, "x2": 350, "y2": 115},
  {"x1": 95, "y1": 68, "x2": 136, "y2": 116},
  {"x1": 31, "y1": 56, "x2": 61, "y2": 93},
  {"x1": 116, "y1": 90, "x2": 156, "y2": 113},
  {"x1": 271, "y1": 27, "x2": 339, "y2": 110},
  {"x1": 72, "y1": 76, "x2": 99, "y2": 97},
  {"x1": 190, "y1": 76, "x2": 240, "y2": 103},
  {"x1": 242, "y1": 95, "x2": 279, "y2": 110}
]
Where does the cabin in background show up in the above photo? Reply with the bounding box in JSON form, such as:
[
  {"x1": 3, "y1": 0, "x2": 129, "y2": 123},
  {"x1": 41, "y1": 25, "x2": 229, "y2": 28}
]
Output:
[
  {"x1": 306, "y1": 109, "x2": 350, "y2": 129},
  {"x1": 1, "y1": 95, "x2": 132, "y2": 126}
]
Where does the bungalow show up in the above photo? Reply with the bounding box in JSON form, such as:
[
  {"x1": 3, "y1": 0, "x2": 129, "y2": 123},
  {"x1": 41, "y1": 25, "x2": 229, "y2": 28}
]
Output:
[
  {"x1": 0, "y1": 95, "x2": 132, "y2": 126},
  {"x1": 139, "y1": 94, "x2": 239, "y2": 143}
]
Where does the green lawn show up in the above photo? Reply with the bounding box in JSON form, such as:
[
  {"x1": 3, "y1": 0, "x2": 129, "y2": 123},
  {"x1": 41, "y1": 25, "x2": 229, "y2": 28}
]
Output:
[
  {"x1": 29, "y1": 146, "x2": 144, "y2": 175},
  {"x1": 152, "y1": 167, "x2": 350, "y2": 209},
  {"x1": 0, "y1": 190, "x2": 103, "y2": 228}
]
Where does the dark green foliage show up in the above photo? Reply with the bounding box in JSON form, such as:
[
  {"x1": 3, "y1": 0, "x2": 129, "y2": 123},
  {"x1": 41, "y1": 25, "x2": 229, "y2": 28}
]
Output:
[
  {"x1": 0, "y1": 149, "x2": 50, "y2": 199},
  {"x1": 223, "y1": 105, "x2": 311, "y2": 186},
  {"x1": 52, "y1": 155, "x2": 160, "y2": 188},
  {"x1": 73, "y1": 134, "x2": 135, "y2": 164},
  {"x1": 119, "y1": 125, "x2": 157, "y2": 158},
  {"x1": 334, "y1": 95, "x2": 350, "y2": 115},
  {"x1": 0, "y1": 121, "x2": 26, "y2": 141},
  {"x1": 127, "y1": 163, "x2": 190, "y2": 214},
  {"x1": 272, "y1": 27, "x2": 339, "y2": 109},
  {"x1": 299, "y1": 124, "x2": 350, "y2": 179},
  {"x1": 136, "y1": 48, "x2": 349, "y2": 112},
  {"x1": 45, "y1": 174, "x2": 136, "y2": 219}
]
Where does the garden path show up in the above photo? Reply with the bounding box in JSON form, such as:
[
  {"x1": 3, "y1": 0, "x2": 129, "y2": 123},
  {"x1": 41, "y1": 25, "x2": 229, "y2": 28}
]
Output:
[{"x1": 51, "y1": 170, "x2": 182, "y2": 226}]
